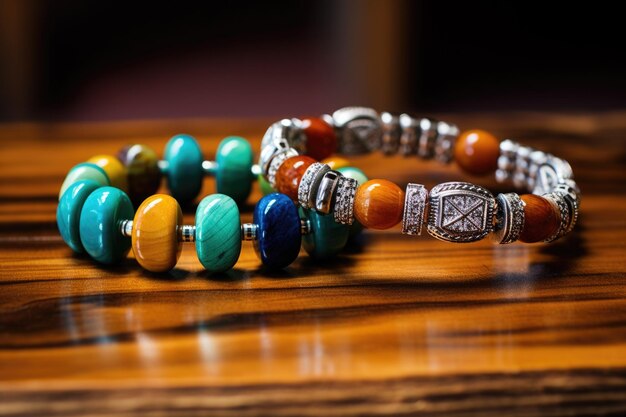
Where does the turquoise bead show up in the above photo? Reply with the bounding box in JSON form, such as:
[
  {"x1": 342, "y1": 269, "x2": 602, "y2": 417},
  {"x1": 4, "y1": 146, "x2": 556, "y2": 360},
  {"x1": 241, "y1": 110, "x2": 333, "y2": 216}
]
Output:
[
  {"x1": 195, "y1": 194, "x2": 242, "y2": 273},
  {"x1": 299, "y1": 207, "x2": 350, "y2": 259},
  {"x1": 215, "y1": 136, "x2": 254, "y2": 205},
  {"x1": 164, "y1": 134, "x2": 204, "y2": 203},
  {"x1": 57, "y1": 180, "x2": 102, "y2": 253},
  {"x1": 79, "y1": 186, "x2": 134, "y2": 264},
  {"x1": 59, "y1": 163, "x2": 109, "y2": 200},
  {"x1": 337, "y1": 166, "x2": 369, "y2": 236}
]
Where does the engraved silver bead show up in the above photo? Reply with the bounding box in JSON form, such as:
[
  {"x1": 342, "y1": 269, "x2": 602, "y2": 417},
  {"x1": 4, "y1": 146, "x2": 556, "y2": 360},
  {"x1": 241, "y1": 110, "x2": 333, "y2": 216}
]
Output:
[
  {"x1": 381, "y1": 112, "x2": 401, "y2": 155},
  {"x1": 434, "y1": 121, "x2": 460, "y2": 164},
  {"x1": 402, "y1": 183, "x2": 428, "y2": 235},
  {"x1": 417, "y1": 117, "x2": 438, "y2": 159},
  {"x1": 315, "y1": 170, "x2": 342, "y2": 214},
  {"x1": 493, "y1": 193, "x2": 525, "y2": 244},
  {"x1": 543, "y1": 192, "x2": 571, "y2": 242},
  {"x1": 333, "y1": 175, "x2": 358, "y2": 225},
  {"x1": 427, "y1": 182, "x2": 496, "y2": 243},
  {"x1": 399, "y1": 113, "x2": 419, "y2": 156},
  {"x1": 332, "y1": 106, "x2": 382, "y2": 154},
  {"x1": 267, "y1": 148, "x2": 299, "y2": 187},
  {"x1": 298, "y1": 162, "x2": 331, "y2": 209}
]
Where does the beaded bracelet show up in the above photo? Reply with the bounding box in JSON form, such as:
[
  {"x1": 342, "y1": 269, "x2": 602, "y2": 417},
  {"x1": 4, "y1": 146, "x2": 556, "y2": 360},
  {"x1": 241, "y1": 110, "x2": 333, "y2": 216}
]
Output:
[{"x1": 56, "y1": 106, "x2": 579, "y2": 274}]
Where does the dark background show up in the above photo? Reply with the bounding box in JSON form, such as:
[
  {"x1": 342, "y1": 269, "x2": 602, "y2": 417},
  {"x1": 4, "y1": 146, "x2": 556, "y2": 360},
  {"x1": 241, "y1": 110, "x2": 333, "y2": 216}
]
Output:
[{"x1": 1, "y1": 0, "x2": 624, "y2": 122}]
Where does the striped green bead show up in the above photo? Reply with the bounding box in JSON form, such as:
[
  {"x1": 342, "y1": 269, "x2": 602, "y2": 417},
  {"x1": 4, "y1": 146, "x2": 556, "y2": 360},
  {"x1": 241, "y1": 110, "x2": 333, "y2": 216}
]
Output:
[
  {"x1": 215, "y1": 136, "x2": 254, "y2": 205},
  {"x1": 79, "y1": 186, "x2": 134, "y2": 264},
  {"x1": 300, "y1": 207, "x2": 350, "y2": 259},
  {"x1": 164, "y1": 134, "x2": 204, "y2": 203},
  {"x1": 337, "y1": 166, "x2": 368, "y2": 236},
  {"x1": 57, "y1": 180, "x2": 102, "y2": 253},
  {"x1": 59, "y1": 163, "x2": 109, "y2": 200},
  {"x1": 195, "y1": 194, "x2": 241, "y2": 273}
]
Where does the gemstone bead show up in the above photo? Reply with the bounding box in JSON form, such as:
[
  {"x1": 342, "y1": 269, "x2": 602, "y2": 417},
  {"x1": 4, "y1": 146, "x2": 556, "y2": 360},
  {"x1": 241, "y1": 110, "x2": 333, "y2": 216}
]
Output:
[
  {"x1": 337, "y1": 166, "x2": 369, "y2": 236},
  {"x1": 59, "y1": 163, "x2": 109, "y2": 200},
  {"x1": 275, "y1": 155, "x2": 316, "y2": 201},
  {"x1": 215, "y1": 136, "x2": 254, "y2": 205},
  {"x1": 299, "y1": 207, "x2": 350, "y2": 259},
  {"x1": 354, "y1": 179, "x2": 404, "y2": 230},
  {"x1": 57, "y1": 180, "x2": 102, "y2": 253},
  {"x1": 519, "y1": 194, "x2": 561, "y2": 243},
  {"x1": 79, "y1": 186, "x2": 133, "y2": 264},
  {"x1": 164, "y1": 134, "x2": 204, "y2": 203},
  {"x1": 195, "y1": 194, "x2": 241, "y2": 273},
  {"x1": 253, "y1": 193, "x2": 301, "y2": 269},
  {"x1": 454, "y1": 129, "x2": 500, "y2": 175},
  {"x1": 258, "y1": 173, "x2": 276, "y2": 195},
  {"x1": 87, "y1": 154, "x2": 128, "y2": 192},
  {"x1": 131, "y1": 194, "x2": 183, "y2": 272},
  {"x1": 117, "y1": 144, "x2": 161, "y2": 205},
  {"x1": 301, "y1": 117, "x2": 337, "y2": 160},
  {"x1": 321, "y1": 156, "x2": 350, "y2": 170}
]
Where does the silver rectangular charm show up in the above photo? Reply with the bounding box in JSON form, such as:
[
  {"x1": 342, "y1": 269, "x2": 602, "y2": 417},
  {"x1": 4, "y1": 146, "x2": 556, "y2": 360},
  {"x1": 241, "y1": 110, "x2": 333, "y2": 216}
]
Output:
[{"x1": 402, "y1": 183, "x2": 428, "y2": 235}]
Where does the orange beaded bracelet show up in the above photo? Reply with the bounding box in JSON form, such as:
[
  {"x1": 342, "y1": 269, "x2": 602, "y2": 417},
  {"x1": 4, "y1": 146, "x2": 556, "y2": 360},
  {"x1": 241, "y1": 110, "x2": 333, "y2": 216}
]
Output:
[{"x1": 260, "y1": 107, "x2": 580, "y2": 245}]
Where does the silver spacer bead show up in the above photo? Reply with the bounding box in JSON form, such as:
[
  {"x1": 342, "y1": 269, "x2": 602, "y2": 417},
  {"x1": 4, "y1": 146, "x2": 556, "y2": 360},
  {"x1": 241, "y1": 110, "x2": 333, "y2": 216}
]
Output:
[
  {"x1": 332, "y1": 106, "x2": 382, "y2": 154},
  {"x1": 120, "y1": 219, "x2": 133, "y2": 237},
  {"x1": 500, "y1": 139, "x2": 520, "y2": 159},
  {"x1": 298, "y1": 162, "x2": 331, "y2": 209},
  {"x1": 202, "y1": 160, "x2": 218, "y2": 176},
  {"x1": 333, "y1": 175, "x2": 358, "y2": 225},
  {"x1": 300, "y1": 219, "x2": 312, "y2": 235},
  {"x1": 399, "y1": 113, "x2": 419, "y2": 156},
  {"x1": 267, "y1": 148, "x2": 299, "y2": 187},
  {"x1": 434, "y1": 121, "x2": 460, "y2": 164},
  {"x1": 381, "y1": 112, "x2": 401, "y2": 155},
  {"x1": 543, "y1": 192, "x2": 571, "y2": 242},
  {"x1": 315, "y1": 170, "x2": 342, "y2": 214},
  {"x1": 493, "y1": 193, "x2": 525, "y2": 244},
  {"x1": 402, "y1": 183, "x2": 428, "y2": 236},
  {"x1": 178, "y1": 225, "x2": 196, "y2": 243},
  {"x1": 417, "y1": 117, "x2": 438, "y2": 159},
  {"x1": 241, "y1": 223, "x2": 258, "y2": 241}
]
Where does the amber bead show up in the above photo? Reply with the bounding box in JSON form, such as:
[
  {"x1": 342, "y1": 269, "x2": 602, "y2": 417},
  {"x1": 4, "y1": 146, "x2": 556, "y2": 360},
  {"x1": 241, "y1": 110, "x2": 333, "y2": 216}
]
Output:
[
  {"x1": 354, "y1": 179, "x2": 405, "y2": 230},
  {"x1": 131, "y1": 194, "x2": 183, "y2": 272},
  {"x1": 454, "y1": 129, "x2": 500, "y2": 176},
  {"x1": 321, "y1": 156, "x2": 350, "y2": 170},
  {"x1": 87, "y1": 154, "x2": 128, "y2": 192},
  {"x1": 275, "y1": 155, "x2": 316, "y2": 201},
  {"x1": 117, "y1": 144, "x2": 162, "y2": 205},
  {"x1": 519, "y1": 194, "x2": 561, "y2": 243},
  {"x1": 302, "y1": 117, "x2": 337, "y2": 161}
]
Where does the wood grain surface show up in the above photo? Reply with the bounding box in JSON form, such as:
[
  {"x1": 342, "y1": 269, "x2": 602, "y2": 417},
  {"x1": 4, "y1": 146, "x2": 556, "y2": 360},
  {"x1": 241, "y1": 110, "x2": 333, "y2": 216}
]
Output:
[{"x1": 1, "y1": 112, "x2": 625, "y2": 416}]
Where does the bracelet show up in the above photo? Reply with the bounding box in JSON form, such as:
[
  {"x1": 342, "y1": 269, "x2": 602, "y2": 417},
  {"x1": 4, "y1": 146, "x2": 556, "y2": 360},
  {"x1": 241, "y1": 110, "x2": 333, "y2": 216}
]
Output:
[{"x1": 56, "y1": 106, "x2": 579, "y2": 275}]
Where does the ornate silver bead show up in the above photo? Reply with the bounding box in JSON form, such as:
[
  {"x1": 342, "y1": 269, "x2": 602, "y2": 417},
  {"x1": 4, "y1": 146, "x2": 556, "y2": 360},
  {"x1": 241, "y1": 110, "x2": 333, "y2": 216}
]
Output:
[
  {"x1": 543, "y1": 192, "x2": 571, "y2": 242},
  {"x1": 381, "y1": 112, "x2": 401, "y2": 155},
  {"x1": 267, "y1": 148, "x2": 299, "y2": 187},
  {"x1": 315, "y1": 170, "x2": 342, "y2": 214},
  {"x1": 493, "y1": 193, "x2": 525, "y2": 244},
  {"x1": 434, "y1": 121, "x2": 460, "y2": 164},
  {"x1": 298, "y1": 162, "x2": 331, "y2": 209},
  {"x1": 402, "y1": 183, "x2": 428, "y2": 235},
  {"x1": 333, "y1": 175, "x2": 358, "y2": 225},
  {"x1": 332, "y1": 106, "x2": 382, "y2": 154},
  {"x1": 417, "y1": 117, "x2": 438, "y2": 159},
  {"x1": 427, "y1": 182, "x2": 496, "y2": 243},
  {"x1": 399, "y1": 113, "x2": 419, "y2": 156}
]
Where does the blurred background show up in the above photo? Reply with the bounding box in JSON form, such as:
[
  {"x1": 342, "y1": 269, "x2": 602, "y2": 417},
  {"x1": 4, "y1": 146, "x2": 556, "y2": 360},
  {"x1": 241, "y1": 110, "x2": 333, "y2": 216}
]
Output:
[{"x1": 1, "y1": 0, "x2": 625, "y2": 122}]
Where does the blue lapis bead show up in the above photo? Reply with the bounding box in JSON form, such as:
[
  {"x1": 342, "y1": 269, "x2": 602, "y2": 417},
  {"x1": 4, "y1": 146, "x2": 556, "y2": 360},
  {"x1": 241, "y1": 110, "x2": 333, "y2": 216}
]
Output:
[
  {"x1": 253, "y1": 193, "x2": 301, "y2": 269},
  {"x1": 164, "y1": 134, "x2": 204, "y2": 203}
]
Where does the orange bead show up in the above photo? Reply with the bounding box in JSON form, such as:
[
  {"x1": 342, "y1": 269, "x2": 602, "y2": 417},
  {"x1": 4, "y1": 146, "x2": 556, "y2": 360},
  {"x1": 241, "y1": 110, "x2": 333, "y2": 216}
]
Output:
[
  {"x1": 302, "y1": 117, "x2": 337, "y2": 160},
  {"x1": 321, "y1": 156, "x2": 350, "y2": 170},
  {"x1": 354, "y1": 179, "x2": 405, "y2": 230},
  {"x1": 275, "y1": 155, "x2": 316, "y2": 201},
  {"x1": 519, "y1": 194, "x2": 561, "y2": 243},
  {"x1": 87, "y1": 154, "x2": 128, "y2": 192},
  {"x1": 454, "y1": 129, "x2": 500, "y2": 175},
  {"x1": 131, "y1": 194, "x2": 183, "y2": 272}
]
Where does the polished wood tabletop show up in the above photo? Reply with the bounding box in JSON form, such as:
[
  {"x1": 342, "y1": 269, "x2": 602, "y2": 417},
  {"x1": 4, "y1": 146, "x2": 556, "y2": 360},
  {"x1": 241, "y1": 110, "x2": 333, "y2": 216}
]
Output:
[{"x1": 1, "y1": 113, "x2": 625, "y2": 416}]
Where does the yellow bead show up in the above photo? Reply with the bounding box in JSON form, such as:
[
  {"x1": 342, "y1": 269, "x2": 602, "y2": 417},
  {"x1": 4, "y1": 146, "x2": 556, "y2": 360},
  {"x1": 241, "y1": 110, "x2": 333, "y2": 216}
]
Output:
[
  {"x1": 88, "y1": 154, "x2": 129, "y2": 192},
  {"x1": 131, "y1": 194, "x2": 183, "y2": 272},
  {"x1": 321, "y1": 156, "x2": 350, "y2": 170}
]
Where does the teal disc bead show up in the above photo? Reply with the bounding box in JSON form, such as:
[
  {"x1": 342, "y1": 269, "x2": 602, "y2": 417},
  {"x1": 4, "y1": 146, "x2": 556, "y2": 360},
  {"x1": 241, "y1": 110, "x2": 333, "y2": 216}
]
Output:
[
  {"x1": 299, "y1": 207, "x2": 350, "y2": 259},
  {"x1": 57, "y1": 180, "x2": 102, "y2": 253},
  {"x1": 164, "y1": 134, "x2": 204, "y2": 203},
  {"x1": 79, "y1": 186, "x2": 134, "y2": 264},
  {"x1": 195, "y1": 194, "x2": 242, "y2": 273},
  {"x1": 337, "y1": 166, "x2": 368, "y2": 236},
  {"x1": 59, "y1": 163, "x2": 109, "y2": 200},
  {"x1": 215, "y1": 136, "x2": 254, "y2": 205}
]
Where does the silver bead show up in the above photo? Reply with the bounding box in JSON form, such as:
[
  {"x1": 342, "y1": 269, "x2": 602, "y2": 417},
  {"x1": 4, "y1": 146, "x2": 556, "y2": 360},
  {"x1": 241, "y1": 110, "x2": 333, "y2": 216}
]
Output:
[
  {"x1": 434, "y1": 121, "x2": 459, "y2": 164},
  {"x1": 178, "y1": 225, "x2": 196, "y2": 243},
  {"x1": 381, "y1": 112, "x2": 401, "y2": 155},
  {"x1": 512, "y1": 171, "x2": 529, "y2": 190},
  {"x1": 417, "y1": 118, "x2": 438, "y2": 159},
  {"x1": 298, "y1": 162, "x2": 330, "y2": 210},
  {"x1": 427, "y1": 182, "x2": 496, "y2": 243},
  {"x1": 493, "y1": 193, "x2": 525, "y2": 244},
  {"x1": 120, "y1": 219, "x2": 133, "y2": 237},
  {"x1": 267, "y1": 148, "x2": 299, "y2": 187},
  {"x1": 499, "y1": 139, "x2": 520, "y2": 158},
  {"x1": 532, "y1": 155, "x2": 574, "y2": 195},
  {"x1": 241, "y1": 223, "x2": 258, "y2": 241},
  {"x1": 300, "y1": 219, "x2": 312, "y2": 235},
  {"x1": 259, "y1": 137, "x2": 290, "y2": 175},
  {"x1": 498, "y1": 155, "x2": 515, "y2": 171},
  {"x1": 402, "y1": 183, "x2": 428, "y2": 235},
  {"x1": 260, "y1": 118, "x2": 305, "y2": 153},
  {"x1": 315, "y1": 170, "x2": 341, "y2": 214},
  {"x1": 333, "y1": 175, "x2": 358, "y2": 225},
  {"x1": 543, "y1": 192, "x2": 571, "y2": 242},
  {"x1": 495, "y1": 168, "x2": 511, "y2": 184},
  {"x1": 399, "y1": 113, "x2": 419, "y2": 156},
  {"x1": 332, "y1": 106, "x2": 382, "y2": 154}
]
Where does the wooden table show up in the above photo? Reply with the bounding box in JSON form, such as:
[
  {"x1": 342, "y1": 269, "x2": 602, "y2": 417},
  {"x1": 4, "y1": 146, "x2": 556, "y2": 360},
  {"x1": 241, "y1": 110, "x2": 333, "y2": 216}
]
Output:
[{"x1": 1, "y1": 113, "x2": 625, "y2": 416}]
